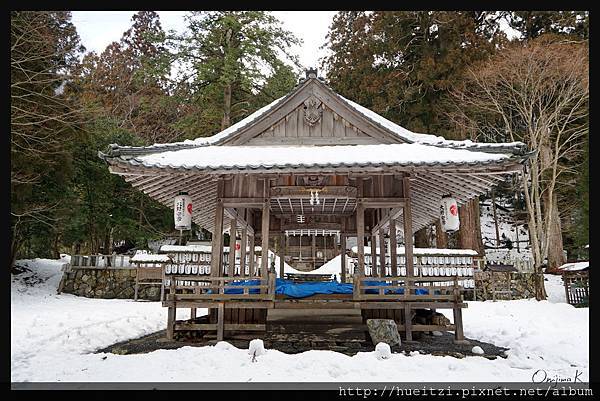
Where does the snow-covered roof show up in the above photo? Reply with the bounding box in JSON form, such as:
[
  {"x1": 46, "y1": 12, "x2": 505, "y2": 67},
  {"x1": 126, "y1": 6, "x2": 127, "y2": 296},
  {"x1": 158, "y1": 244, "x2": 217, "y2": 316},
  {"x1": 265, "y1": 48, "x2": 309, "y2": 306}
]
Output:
[
  {"x1": 123, "y1": 143, "x2": 512, "y2": 172},
  {"x1": 558, "y1": 261, "x2": 589, "y2": 271},
  {"x1": 130, "y1": 252, "x2": 171, "y2": 263},
  {"x1": 350, "y1": 246, "x2": 478, "y2": 256},
  {"x1": 338, "y1": 95, "x2": 526, "y2": 153},
  {"x1": 100, "y1": 77, "x2": 527, "y2": 160}
]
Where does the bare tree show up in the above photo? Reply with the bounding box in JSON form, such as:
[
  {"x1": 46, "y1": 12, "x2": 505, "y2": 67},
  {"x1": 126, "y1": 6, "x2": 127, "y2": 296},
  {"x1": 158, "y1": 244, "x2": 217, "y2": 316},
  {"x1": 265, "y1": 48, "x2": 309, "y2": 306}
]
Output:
[
  {"x1": 10, "y1": 11, "x2": 83, "y2": 267},
  {"x1": 447, "y1": 36, "x2": 588, "y2": 299}
]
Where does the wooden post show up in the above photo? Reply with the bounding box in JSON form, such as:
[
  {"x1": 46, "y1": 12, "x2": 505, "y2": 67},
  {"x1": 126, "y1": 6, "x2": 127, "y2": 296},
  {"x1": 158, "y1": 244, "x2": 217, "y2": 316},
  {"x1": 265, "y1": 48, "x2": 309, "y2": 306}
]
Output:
[
  {"x1": 453, "y1": 275, "x2": 468, "y2": 344},
  {"x1": 390, "y1": 218, "x2": 398, "y2": 276},
  {"x1": 378, "y1": 227, "x2": 386, "y2": 277},
  {"x1": 355, "y1": 201, "x2": 365, "y2": 298},
  {"x1": 228, "y1": 216, "x2": 237, "y2": 277},
  {"x1": 217, "y1": 302, "x2": 225, "y2": 341},
  {"x1": 404, "y1": 303, "x2": 412, "y2": 342},
  {"x1": 166, "y1": 278, "x2": 176, "y2": 340},
  {"x1": 211, "y1": 185, "x2": 225, "y2": 278},
  {"x1": 311, "y1": 233, "x2": 316, "y2": 270},
  {"x1": 248, "y1": 235, "x2": 255, "y2": 278},
  {"x1": 340, "y1": 234, "x2": 347, "y2": 283},
  {"x1": 370, "y1": 232, "x2": 377, "y2": 277},
  {"x1": 240, "y1": 226, "x2": 247, "y2": 278},
  {"x1": 403, "y1": 177, "x2": 414, "y2": 285},
  {"x1": 279, "y1": 233, "x2": 285, "y2": 279},
  {"x1": 261, "y1": 201, "x2": 270, "y2": 281}
]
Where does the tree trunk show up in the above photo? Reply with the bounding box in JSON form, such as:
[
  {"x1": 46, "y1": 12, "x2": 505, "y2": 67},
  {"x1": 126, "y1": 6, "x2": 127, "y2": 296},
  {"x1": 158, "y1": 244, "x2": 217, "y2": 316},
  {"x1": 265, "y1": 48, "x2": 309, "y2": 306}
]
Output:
[
  {"x1": 457, "y1": 198, "x2": 485, "y2": 256},
  {"x1": 545, "y1": 192, "x2": 566, "y2": 272},
  {"x1": 10, "y1": 223, "x2": 21, "y2": 271},
  {"x1": 221, "y1": 83, "x2": 232, "y2": 130},
  {"x1": 491, "y1": 190, "x2": 501, "y2": 247},
  {"x1": 414, "y1": 227, "x2": 430, "y2": 248},
  {"x1": 435, "y1": 220, "x2": 448, "y2": 248}
]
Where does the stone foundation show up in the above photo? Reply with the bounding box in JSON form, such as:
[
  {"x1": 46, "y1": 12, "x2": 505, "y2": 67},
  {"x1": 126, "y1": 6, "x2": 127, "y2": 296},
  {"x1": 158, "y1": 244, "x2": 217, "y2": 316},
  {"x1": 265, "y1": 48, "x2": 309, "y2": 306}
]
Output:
[
  {"x1": 58, "y1": 267, "x2": 161, "y2": 301},
  {"x1": 473, "y1": 271, "x2": 536, "y2": 300}
]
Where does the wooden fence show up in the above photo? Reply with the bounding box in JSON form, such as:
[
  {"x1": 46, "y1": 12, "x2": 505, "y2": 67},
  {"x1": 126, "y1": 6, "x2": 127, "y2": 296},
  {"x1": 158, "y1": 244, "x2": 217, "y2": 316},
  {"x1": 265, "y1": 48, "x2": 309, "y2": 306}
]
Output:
[{"x1": 563, "y1": 272, "x2": 589, "y2": 307}]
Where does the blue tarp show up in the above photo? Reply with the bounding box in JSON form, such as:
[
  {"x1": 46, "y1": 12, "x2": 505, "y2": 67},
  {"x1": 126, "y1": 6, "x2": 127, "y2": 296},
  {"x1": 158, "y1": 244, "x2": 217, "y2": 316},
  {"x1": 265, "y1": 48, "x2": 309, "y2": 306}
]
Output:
[{"x1": 216, "y1": 278, "x2": 430, "y2": 299}]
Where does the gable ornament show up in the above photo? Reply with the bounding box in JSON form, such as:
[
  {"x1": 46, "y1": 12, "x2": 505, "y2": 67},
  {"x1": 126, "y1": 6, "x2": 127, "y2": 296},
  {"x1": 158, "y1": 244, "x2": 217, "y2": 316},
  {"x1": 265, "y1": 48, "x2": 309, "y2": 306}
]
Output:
[{"x1": 303, "y1": 96, "x2": 322, "y2": 126}]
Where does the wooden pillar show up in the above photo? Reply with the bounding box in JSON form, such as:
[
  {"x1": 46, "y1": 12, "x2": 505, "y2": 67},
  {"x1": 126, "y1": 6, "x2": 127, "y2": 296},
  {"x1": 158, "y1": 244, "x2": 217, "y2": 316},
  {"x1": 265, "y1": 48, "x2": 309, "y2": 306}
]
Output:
[
  {"x1": 370, "y1": 232, "x2": 377, "y2": 277},
  {"x1": 355, "y1": 201, "x2": 365, "y2": 297},
  {"x1": 390, "y1": 218, "x2": 398, "y2": 276},
  {"x1": 248, "y1": 235, "x2": 255, "y2": 278},
  {"x1": 279, "y1": 233, "x2": 285, "y2": 279},
  {"x1": 340, "y1": 234, "x2": 347, "y2": 283},
  {"x1": 228, "y1": 215, "x2": 237, "y2": 277},
  {"x1": 240, "y1": 226, "x2": 247, "y2": 278},
  {"x1": 403, "y1": 178, "x2": 414, "y2": 281},
  {"x1": 311, "y1": 234, "x2": 316, "y2": 270},
  {"x1": 211, "y1": 185, "x2": 225, "y2": 277},
  {"x1": 261, "y1": 201, "x2": 270, "y2": 280},
  {"x1": 217, "y1": 302, "x2": 224, "y2": 341},
  {"x1": 378, "y1": 227, "x2": 386, "y2": 277},
  {"x1": 403, "y1": 176, "x2": 415, "y2": 343}
]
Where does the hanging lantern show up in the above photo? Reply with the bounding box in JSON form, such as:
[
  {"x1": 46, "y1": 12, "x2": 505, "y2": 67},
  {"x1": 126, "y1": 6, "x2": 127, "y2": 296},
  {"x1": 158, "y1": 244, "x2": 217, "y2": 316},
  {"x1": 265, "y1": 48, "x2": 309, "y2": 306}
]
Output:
[
  {"x1": 439, "y1": 196, "x2": 460, "y2": 232},
  {"x1": 174, "y1": 192, "x2": 193, "y2": 230}
]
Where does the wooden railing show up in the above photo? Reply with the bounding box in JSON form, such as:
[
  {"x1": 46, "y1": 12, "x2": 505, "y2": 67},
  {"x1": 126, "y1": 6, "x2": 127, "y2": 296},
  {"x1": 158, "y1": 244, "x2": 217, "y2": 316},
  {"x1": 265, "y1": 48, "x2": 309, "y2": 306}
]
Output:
[
  {"x1": 165, "y1": 273, "x2": 276, "y2": 302},
  {"x1": 354, "y1": 276, "x2": 463, "y2": 302}
]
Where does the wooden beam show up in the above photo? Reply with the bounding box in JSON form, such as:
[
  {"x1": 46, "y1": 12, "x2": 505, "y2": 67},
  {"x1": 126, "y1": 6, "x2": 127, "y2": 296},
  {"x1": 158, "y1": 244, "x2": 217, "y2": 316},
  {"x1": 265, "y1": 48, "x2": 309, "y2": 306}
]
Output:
[
  {"x1": 371, "y1": 207, "x2": 402, "y2": 236},
  {"x1": 222, "y1": 198, "x2": 265, "y2": 208},
  {"x1": 360, "y1": 198, "x2": 406, "y2": 208}
]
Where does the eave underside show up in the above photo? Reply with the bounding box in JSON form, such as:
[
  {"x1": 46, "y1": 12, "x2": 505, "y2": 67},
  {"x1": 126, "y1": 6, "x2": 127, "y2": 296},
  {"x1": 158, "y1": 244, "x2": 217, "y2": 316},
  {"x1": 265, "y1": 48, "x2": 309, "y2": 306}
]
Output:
[{"x1": 109, "y1": 160, "x2": 523, "y2": 236}]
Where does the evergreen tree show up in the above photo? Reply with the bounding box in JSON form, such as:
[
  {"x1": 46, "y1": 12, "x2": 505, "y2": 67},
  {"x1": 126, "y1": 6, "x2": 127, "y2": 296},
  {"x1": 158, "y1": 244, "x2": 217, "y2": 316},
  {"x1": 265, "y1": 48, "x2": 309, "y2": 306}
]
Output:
[{"x1": 169, "y1": 11, "x2": 301, "y2": 136}]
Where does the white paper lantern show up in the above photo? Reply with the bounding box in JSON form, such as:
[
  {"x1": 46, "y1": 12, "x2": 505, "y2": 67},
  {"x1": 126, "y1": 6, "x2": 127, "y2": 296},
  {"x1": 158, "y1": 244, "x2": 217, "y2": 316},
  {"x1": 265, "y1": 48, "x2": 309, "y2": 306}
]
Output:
[
  {"x1": 174, "y1": 192, "x2": 193, "y2": 230},
  {"x1": 439, "y1": 196, "x2": 460, "y2": 232}
]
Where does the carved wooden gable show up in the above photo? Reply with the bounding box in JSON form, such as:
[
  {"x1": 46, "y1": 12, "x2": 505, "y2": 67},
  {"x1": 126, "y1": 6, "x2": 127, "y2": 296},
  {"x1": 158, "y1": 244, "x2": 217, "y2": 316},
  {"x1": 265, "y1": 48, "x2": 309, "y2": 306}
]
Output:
[{"x1": 220, "y1": 77, "x2": 405, "y2": 146}]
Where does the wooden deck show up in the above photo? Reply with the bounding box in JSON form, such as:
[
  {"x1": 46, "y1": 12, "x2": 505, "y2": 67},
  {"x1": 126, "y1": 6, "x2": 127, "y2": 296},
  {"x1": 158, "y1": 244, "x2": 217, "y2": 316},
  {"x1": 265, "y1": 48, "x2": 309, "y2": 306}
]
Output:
[{"x1": 162, "y1": 272, "x2": 467, "y2": 344}]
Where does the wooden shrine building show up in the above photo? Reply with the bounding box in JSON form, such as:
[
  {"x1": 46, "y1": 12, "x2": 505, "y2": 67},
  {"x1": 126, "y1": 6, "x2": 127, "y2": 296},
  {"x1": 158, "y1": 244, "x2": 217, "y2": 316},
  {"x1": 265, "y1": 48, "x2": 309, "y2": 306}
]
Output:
[{"x1": 100, "y1": 69, "x2": 529, "y2": 343}]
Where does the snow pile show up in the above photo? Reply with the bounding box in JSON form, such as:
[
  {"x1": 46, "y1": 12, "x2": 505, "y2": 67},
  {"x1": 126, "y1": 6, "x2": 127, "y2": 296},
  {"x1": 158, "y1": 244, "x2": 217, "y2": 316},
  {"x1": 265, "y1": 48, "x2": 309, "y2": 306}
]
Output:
[
  {"x1": 12, "y1": 259, "x2": 588, "y2": 382},
  {"x1": 471, "y1": 346, "x2": 484, "y2": 355},
  {"x1": 439, "y1": 299, "x2": 588, "y2": 382},
  {"x1": 558, "y1": 261, "x2": 589, "y2": 272},
  {"x1": 544, "y1": 274, "x2": 567, "y2": 304},
  {"x1": 248, "y1": 339, "x2": 266, "y2": 358},
  {"x1": 130, "y1": 251, "x2": 171, "y2": 263},
  {"x1": 375, "y1": 343, "x2": 392, "y2": 360}
]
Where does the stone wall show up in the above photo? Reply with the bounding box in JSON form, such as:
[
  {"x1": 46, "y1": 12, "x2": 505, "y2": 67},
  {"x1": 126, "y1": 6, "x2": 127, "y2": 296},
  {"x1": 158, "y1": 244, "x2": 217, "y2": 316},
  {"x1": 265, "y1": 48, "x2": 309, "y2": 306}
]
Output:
[
  {"x1": 58, "y1": 267, "x2": 161, "y2": 301},
  {"x1": 473, "y1": 271, "x2": 537, "y2": 301}
]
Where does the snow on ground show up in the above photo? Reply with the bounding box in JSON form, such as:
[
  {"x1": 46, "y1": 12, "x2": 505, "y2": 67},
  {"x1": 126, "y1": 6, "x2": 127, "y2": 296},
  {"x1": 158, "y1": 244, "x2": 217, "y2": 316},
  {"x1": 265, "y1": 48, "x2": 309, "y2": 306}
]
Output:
[{"x1": 12, "y1": 259, "x2": 587, "y2": 382}]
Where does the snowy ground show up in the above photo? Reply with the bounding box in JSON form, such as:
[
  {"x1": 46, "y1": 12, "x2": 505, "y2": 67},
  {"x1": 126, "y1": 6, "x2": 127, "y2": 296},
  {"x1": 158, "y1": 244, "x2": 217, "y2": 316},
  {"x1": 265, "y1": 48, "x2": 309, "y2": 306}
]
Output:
[{"x1": 11, "y1": 258, "x2": 587, "y2": 382}]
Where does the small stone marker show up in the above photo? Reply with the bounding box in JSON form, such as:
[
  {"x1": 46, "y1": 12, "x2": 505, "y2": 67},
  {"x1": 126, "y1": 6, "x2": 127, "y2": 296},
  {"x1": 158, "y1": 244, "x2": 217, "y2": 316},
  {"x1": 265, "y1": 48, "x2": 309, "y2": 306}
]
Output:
[
  {"x1": 366, "y1": 319, "x2": 401, "y2": 347},
  {"x1": 375, "y1": 342, "x2": 392, "y2": 360},
  {"x1": 432, "y1": 330, "x2": 443, "y2": 337},
  {"x1": 471, "y1": 346, "x2": 484, "y2": 355}
]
